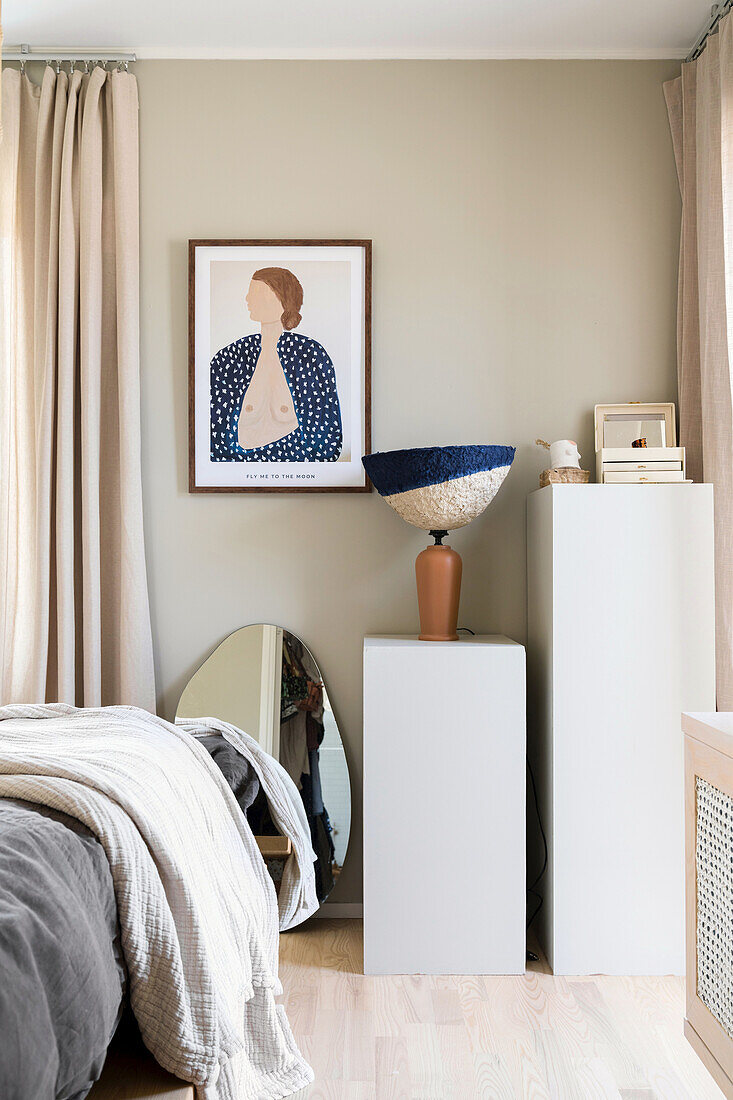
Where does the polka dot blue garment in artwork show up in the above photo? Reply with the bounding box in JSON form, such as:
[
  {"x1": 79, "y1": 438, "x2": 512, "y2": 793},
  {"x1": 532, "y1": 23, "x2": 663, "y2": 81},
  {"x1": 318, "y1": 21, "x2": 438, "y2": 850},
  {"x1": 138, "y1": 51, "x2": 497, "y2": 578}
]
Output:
[{"x1": 210, "y1": 332, "x2": 343, "y2": 462}]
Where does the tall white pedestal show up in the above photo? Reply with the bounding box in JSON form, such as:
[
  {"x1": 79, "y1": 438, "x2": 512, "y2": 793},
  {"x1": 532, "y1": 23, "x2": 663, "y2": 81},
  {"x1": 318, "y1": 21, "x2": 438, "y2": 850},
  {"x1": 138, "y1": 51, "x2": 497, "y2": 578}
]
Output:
[
  {"x1": 363, "y1": 635, "x2": 526, "y2": 975},
  {"x1": 527, "y1": 485, "x2": 716, "y2": 975}
]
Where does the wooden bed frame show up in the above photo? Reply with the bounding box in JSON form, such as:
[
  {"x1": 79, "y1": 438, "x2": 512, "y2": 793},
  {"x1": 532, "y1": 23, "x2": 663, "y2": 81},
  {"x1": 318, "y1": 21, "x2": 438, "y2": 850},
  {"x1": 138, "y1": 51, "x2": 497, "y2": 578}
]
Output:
[{"x1": 88, "y1": 1045, "x2": 193, "y2": 1099}]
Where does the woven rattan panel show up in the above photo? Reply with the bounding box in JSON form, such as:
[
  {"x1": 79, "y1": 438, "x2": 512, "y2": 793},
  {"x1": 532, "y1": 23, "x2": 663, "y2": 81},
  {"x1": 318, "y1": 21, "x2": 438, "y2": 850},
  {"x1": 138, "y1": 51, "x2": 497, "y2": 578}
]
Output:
[{"x1": 696, "y1": 776, "x2": 733, "y2": 1037}]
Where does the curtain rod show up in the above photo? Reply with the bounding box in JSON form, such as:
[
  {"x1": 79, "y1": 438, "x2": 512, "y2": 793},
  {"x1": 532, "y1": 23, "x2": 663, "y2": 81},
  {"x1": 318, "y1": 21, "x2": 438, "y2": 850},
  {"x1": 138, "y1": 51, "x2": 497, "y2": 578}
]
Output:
[
  {"x1": 3, "y1": 29, "x2": 724, "y2": 67},
  {"x1": 687, "y1": 1, "x2": 733, "y2": 62},
  {"x1": 2, "y1": 44, "x2": 137, "y2": 64}
]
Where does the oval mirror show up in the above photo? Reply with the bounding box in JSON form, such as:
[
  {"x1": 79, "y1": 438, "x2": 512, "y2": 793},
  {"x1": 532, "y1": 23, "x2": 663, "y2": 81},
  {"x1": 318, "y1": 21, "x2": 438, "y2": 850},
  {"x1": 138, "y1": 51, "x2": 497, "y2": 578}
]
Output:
[{"x1": 176, "y1": 625, "x2": 350, "y2": 920}]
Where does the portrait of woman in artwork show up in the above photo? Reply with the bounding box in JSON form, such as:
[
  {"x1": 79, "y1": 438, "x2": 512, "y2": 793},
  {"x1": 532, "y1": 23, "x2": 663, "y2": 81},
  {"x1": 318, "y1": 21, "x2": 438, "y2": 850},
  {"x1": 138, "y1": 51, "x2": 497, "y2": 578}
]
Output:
[{"x1": 209, "y1": 267, "x2": 343, "y2": 462}]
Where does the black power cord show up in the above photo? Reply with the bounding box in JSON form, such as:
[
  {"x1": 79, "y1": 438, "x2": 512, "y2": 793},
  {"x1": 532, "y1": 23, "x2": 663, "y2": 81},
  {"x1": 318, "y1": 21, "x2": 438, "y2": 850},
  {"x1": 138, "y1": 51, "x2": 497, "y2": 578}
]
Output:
[{"x1": 526, "y1": 755, "x2": 548, "y2": 932}]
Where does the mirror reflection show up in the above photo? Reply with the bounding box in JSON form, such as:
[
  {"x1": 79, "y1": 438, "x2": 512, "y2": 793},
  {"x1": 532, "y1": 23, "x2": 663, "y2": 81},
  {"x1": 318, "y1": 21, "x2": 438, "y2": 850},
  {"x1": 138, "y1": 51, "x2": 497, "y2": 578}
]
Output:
[
  {"x1": 602, "y1": 413, "x2": 667, "y2": 449},
  {"x1": 176, "y1": 625, "x2": 350, "y2": 914}
]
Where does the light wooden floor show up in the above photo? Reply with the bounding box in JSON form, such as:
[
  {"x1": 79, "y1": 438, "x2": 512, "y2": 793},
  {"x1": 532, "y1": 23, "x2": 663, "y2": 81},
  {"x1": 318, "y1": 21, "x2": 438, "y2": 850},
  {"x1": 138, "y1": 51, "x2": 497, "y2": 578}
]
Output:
[{"x1": 280, "y1": 920, "x2": 723, "y2": 1100}]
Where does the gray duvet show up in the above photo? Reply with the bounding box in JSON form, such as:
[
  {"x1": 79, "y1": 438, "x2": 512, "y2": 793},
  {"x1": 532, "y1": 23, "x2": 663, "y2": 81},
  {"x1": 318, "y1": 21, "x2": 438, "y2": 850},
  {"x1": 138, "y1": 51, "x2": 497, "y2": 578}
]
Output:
[
  {"x1": 0, "y1": 734, "x2": 261, "y2": 1100},
  {"x1": 0, "y1": 799, "x2": 124, "y2": 1100}
]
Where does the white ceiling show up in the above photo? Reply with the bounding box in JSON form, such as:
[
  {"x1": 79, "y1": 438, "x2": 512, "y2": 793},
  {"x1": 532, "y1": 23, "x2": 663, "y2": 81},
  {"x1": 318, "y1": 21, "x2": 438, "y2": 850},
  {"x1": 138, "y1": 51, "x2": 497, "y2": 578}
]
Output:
[{"x1": 5, "y1": 0, "x2": 710, "y2": 59}]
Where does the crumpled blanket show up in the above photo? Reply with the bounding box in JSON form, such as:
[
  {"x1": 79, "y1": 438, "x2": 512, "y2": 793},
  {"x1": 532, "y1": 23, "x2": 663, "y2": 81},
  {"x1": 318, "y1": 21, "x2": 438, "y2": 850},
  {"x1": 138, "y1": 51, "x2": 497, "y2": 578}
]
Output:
[
  {"x1": 177, "y1": 716, "x2": 318, "y2": 931},
  {"x1": 0, "y1": 703, "x2": 316, "y2": 1100}
]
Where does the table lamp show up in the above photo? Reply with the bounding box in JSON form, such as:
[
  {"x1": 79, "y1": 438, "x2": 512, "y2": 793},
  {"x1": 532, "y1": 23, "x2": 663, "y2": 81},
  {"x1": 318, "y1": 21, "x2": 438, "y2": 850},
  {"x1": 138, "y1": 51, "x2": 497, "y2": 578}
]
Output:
[{"x1": 362, "y1": 445, "x2": 516, "y2": 641}]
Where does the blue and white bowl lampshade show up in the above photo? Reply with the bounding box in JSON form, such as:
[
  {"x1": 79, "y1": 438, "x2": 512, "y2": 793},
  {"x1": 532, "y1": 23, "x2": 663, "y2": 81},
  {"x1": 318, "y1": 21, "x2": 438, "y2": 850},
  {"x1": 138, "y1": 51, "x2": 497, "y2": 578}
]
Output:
[{"x1": 362, "y1": 445, "x2": 516, "y2": 532}]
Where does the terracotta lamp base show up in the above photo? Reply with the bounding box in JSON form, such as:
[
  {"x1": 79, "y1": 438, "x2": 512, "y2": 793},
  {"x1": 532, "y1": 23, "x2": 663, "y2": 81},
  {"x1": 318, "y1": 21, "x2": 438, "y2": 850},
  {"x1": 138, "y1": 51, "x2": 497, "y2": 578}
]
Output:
[{"x1": 415, "y1": 531, "x2": 462, "y2": 642}]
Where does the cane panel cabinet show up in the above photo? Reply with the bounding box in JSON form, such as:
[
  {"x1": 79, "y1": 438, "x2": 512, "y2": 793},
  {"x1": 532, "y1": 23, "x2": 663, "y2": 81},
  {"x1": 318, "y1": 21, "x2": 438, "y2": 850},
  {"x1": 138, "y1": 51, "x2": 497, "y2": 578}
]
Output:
[{"x1": 684, "y1": 712, "x2": 733, "y2": 1100}]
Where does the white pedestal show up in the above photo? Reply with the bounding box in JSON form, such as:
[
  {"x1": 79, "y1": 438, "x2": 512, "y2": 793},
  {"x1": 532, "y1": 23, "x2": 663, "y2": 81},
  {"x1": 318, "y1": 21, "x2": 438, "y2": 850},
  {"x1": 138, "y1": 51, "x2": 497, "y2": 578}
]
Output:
[
  {"x1": 363, "y1": 635, "x2": 526, "y2": 975},
  {"x1": 527, "y1": 485, "x2": 716, "y2": 975}
]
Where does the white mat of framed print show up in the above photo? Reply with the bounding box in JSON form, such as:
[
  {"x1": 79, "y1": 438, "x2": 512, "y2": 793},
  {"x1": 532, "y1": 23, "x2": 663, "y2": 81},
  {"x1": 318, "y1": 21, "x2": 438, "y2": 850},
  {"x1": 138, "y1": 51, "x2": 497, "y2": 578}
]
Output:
[{"x1": 189, "y1": 240, "x2": 371, "y2": 492}]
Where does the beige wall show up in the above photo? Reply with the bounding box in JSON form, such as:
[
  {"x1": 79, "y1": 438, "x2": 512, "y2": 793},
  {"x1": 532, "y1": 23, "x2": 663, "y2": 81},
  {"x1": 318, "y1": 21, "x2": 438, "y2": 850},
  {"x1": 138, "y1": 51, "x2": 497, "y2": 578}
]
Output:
[{"x1": 138, "y1": 59, "x2": 681, "y2": 904}]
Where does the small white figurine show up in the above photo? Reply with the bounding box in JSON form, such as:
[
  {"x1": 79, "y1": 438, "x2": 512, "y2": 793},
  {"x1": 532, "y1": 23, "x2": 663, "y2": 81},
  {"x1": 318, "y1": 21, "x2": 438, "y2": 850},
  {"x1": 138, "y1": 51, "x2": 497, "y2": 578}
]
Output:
[
  {"x1": 536, "y1": 439, "x2": 582, "y2": 470},
  {"x1": 550, "y1": 439, "x2": 581, "y2": 469}
]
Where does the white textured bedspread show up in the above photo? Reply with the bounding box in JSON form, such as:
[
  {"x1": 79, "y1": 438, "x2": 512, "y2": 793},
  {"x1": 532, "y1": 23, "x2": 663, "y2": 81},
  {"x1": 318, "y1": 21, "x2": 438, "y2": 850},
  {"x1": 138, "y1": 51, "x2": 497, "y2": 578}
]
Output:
[
  {"x1": 0, "y1": 703, "x2": 315, "y2": 1100},
  {"x1": 177, "y1": 716, "x2": 318, "y2": 932}
]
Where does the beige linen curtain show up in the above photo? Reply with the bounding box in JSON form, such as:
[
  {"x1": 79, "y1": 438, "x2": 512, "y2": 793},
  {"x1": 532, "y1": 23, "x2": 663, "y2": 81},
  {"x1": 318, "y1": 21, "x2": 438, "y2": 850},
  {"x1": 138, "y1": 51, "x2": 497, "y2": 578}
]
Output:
[
  {"x1": 665, "y1": 16, "x2": 733, "y2": 709},
  {"x1": 0, "y1": 65, "x2": 155, "y2": 709}
]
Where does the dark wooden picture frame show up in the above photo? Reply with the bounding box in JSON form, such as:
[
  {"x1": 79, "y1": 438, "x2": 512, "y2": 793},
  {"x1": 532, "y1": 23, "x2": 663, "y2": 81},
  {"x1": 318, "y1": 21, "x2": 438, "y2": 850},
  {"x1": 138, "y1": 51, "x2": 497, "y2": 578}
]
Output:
[{"x1": 188, "y1": 239, "x2": 372, "y2": 493}]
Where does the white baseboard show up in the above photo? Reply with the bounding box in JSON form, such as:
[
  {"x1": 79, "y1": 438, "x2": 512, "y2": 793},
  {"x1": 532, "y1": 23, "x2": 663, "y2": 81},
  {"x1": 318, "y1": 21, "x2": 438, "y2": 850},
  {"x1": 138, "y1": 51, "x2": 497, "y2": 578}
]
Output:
[{"x1": 312, "y1": 902, "x2": 363, "y2": 918}]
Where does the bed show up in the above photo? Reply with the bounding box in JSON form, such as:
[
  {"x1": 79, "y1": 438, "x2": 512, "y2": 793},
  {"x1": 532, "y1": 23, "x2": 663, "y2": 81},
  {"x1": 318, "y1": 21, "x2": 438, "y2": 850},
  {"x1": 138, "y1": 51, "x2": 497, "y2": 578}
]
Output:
[{"x1": 0, "y1": 706, "x2": 318, "y2": 1100}]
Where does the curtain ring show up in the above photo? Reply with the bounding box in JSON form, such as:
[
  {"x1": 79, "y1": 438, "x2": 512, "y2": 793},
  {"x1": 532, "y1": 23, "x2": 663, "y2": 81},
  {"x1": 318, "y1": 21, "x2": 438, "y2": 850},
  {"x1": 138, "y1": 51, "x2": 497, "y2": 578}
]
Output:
[
  {"x1": 19, "y1": 59, "x2": 26, "y2": 76},
  {"x1": 124, "y1": 60, "x2": 129, "y2": 72},
  {"x1": 55, "y1": 59, "x2": 61, "y2": 74},
  {"x1": 83, "y1": 60, "x2": 89, "y2": 74},
  {"x1": 69, "y1": 59, "x2": 75, "y2": 74}
]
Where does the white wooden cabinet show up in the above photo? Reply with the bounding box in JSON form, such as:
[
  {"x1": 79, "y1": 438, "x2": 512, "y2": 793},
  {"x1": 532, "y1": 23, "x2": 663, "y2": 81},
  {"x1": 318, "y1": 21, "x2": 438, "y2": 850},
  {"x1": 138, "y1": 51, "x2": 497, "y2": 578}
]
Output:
[
  {"x1": 363, "y1": 635, "x2": 526, "y2": 976},
  {"x1": 527, "y1": 485, "x2": 716, "y2": 975}
]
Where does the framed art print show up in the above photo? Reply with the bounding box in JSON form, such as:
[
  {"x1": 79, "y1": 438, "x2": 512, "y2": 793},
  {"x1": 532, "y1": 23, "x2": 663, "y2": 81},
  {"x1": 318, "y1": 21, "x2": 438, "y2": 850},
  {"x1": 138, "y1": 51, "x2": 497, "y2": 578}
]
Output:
[{"x1": 188, "y1": 239, "x2": 372, "y2": 492}]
